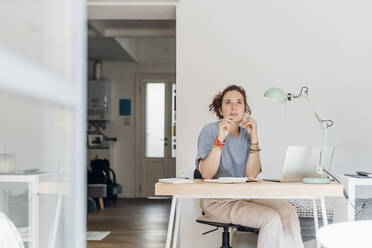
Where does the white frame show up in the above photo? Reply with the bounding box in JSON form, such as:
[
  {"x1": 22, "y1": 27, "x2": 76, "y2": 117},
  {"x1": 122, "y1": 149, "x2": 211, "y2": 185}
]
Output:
[
  {"x1": 135, "y1": 73, "x2": 176, "y2": 197},
  {"x1": 0, "y1": 0, "x2": 86, "y2": 247}
]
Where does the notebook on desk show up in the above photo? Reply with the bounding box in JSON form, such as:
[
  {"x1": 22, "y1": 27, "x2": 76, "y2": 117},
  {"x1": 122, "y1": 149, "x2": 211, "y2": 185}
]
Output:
[
  {"x1": 264, "y1": 146, "x2": 335, "y2": 182},
  {"x1": 204, "y1": 177, "x2": 258, "y2": 183},
  {"x1": 158, "y1": 178, "x2": 194, "y2": 184}
]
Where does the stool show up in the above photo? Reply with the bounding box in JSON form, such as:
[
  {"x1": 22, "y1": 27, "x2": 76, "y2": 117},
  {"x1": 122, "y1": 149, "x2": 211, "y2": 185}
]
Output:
[{"x1": 87, "y1": 184, "x2": 107, "y2": 210}]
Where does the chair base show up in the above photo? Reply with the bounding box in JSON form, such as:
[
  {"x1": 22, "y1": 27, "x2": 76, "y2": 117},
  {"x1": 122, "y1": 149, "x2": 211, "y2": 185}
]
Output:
[
  {"x1": 221, "y1": 227, "x2": 232, "y2": 248},
  {"x1": 196, "y1": 216, "x2": 259, "y2": 248}
]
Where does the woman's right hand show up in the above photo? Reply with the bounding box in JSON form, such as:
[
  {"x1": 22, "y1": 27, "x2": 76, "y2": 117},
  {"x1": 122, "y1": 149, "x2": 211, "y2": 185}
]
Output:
[{"x1": 217, "y1": 118, "x2": 233, "y2": 142}]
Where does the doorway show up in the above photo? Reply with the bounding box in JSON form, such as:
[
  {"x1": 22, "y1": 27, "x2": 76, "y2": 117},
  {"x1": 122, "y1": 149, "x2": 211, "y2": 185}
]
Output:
[{"x1": 136, "y1": 74, "x2": 176, "y2": 197}]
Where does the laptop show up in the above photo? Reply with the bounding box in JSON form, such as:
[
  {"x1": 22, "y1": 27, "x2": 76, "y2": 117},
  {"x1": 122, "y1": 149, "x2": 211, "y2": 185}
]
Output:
[{"x1": 265, "y1": 146, "x2": 335, "y2": 182}]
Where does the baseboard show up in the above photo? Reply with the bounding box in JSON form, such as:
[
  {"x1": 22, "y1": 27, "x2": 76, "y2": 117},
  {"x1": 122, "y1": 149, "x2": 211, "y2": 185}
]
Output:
[{"x1": 118, "y1": 192, "x2": 136, "y2": 198}]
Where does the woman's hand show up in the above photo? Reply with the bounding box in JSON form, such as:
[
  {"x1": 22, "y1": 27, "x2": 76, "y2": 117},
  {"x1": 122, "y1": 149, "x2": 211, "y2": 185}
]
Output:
[
  {"x1": 240, "y1": 116, "x2": 258, "y2": 142},
  {"x1": 217, "y1": 118, "x2": 233, "y2": 142}
]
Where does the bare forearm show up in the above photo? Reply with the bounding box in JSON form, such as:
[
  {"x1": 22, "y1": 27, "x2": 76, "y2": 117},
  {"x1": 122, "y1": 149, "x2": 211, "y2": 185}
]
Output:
[
  {"x1": 245, "y1": 135, "x2": 261, "y2": 178},
  {"x1": 244, "y1": 152, "x2": 261, "y2": 178},
  {"x1": 198, "y1": 148, "x2": 222, "y2": 179},
  {"x1": 245, "y1": 151, "x2": 261, "y2": 178}
]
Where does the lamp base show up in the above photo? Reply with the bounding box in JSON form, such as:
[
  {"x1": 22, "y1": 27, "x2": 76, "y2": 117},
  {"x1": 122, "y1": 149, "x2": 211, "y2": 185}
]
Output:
[{"x1": 303, "y1": 177, "x2": 331, "y2": 184}]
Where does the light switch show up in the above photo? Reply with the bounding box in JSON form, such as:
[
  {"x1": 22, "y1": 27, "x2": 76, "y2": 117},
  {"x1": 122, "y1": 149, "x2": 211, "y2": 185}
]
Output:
[{"x1": 124, "y1": 117, "x2": 131, "y2": 126}]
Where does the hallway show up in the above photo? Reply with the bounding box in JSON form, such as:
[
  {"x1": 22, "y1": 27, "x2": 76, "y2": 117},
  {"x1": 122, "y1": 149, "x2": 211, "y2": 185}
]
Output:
[{"x1": 87, "y1": 198, "x2": 171, "y2": 248}]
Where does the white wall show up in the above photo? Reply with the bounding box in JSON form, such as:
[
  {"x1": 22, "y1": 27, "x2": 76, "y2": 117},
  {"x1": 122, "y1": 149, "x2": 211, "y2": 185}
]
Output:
[
  {"x1": 177, "y1": 0, "x2": 372, "y2": 247},
  {"x1": 88, "y1": 61, "x2": 175, "y2": 197}
]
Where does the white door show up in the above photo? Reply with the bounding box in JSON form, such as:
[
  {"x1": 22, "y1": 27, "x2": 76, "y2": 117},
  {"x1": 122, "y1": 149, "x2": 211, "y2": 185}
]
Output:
[{"x1": 136, "y1": 74, "x2": 176, "y2": 196}]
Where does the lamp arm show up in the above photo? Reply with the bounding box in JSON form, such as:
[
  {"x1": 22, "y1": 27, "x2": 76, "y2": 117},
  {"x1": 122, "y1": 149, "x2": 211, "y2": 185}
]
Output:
[
  {"x1": 302, "y1": 94, "x2": 334, "y2": 127},
  {"x1": 302, "y1": 93, "x2": 333, "y2": 176},
  {"x1": 303, "y1": 94, "x2": 324, "y2": 127},
  {"x1": 319, "y1": 127, "x2": 328, "y2": 176}
]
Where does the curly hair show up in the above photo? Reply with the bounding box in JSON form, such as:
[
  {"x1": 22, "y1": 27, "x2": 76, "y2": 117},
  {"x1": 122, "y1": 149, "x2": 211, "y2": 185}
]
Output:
[{"x1": 209, "y1": 84, "x2": 251, "y2": 119}]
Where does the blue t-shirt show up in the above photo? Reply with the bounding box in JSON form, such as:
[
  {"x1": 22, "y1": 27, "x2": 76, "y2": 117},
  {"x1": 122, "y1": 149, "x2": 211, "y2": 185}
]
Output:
[{"x1": 195, "y1": 121, "x2": 255, "y2": 178}]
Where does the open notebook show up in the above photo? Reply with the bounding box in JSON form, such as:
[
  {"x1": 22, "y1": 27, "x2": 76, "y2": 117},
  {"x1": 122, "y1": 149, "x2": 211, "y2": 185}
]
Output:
[{"x1": 204, "y1": 177, "x2": 258, "y2": 183}]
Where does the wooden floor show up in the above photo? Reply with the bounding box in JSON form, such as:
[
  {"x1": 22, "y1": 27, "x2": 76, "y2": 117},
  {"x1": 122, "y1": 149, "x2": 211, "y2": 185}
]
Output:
[{"x1": 87, "y1": 198, "x2": 171, "y2": 248}]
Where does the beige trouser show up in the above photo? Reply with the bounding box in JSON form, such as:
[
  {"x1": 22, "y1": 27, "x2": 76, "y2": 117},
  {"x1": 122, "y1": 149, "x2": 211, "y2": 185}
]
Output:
[{"x1": 200, "y1": 199, "x2": 304, "y2": 248}]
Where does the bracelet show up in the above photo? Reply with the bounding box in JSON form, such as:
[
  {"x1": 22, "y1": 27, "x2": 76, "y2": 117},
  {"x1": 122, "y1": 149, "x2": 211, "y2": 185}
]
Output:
[
  {"x1": 214, "y1": 137, "x2": 225, "y2": 150},
  {"x1": 213, "y1": 145, "x2": 223, "y2": 152},
  {"x1": 249, "y1": 150, "x2": 260, "y2": 153},
  {"x1": 249, "y1": 148, "x2": 261, "y2": 153},
  {"x1": 250, "y1": 142, "x2": 259, "y2": 145},
  {"x1": 249, "y1": 145, "x2": 260, "y2": 150}
]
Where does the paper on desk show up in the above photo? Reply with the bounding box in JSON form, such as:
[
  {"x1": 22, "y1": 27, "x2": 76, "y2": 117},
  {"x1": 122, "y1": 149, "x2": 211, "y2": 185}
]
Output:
[
  {"x1": 204, "y1": 177, "x2": 258, "y2": 183},
  {"x1": 158, "y1": 178, "x2": 194, "y2": 184}
]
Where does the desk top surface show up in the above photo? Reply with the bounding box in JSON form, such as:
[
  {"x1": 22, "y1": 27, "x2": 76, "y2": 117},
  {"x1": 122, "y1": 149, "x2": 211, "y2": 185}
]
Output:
[{"x1": 155, "y1": 179, "x2": 344, "y2": 198}]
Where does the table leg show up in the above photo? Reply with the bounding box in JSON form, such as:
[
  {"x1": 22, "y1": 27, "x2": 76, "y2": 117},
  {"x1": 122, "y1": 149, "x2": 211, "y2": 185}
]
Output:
[
  {"x1": 312, "y1": 198, "x2": 320, "y2": 248},
  {"x1": 48, "y1": 194, "x2": 63, "y2": 248},
  {"x1": 29, "y1": 176, "x2": 39, "y2": 248},
  {"x1": 320, "y1": 197, "x2": 328, "y2": 226},
  {"x1": 166, "y1": 196, "x2": 177, "y2": 248},
  {"x1": 347, "y1": 180, "x2": 355, "y2": 221},
  {"x1": 172, "y1": 197, "x2": 182, "y2": 248}
]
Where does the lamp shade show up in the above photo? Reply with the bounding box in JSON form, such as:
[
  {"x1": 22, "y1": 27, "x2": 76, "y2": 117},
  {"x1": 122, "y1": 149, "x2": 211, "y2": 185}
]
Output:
[{"x1": 264, "y1": 88, "x2": 287, "y2": 103}]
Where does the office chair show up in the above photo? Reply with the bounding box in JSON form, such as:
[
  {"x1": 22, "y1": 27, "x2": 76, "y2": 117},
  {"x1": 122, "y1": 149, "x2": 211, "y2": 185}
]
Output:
[{"x1": 194, "y1": 169, "x2": 259, "y2": 248}]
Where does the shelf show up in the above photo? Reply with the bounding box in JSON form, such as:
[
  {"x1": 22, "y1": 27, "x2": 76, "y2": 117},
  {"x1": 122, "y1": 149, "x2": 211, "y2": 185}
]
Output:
[{"x1": 88, "y1": 146, "x2": 110, "y2": 150}]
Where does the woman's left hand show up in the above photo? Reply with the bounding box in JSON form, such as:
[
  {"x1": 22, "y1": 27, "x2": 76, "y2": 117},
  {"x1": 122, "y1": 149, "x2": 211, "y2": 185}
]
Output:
[{"x1": 240, "y1": 116, "x2": 258, "y2": 141}]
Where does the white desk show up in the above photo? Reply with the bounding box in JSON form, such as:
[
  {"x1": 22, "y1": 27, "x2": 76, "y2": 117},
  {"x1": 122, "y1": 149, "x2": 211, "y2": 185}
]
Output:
[
  {"x1": 0, "y1": 174, "x2": 68, "y2": 248},
  {"x1": 39, "y1": 180, "x2": 69, "y2": 248},
  {"x1": 155, "y1": 180, "x2": 344, "y2": 248},
  {"x1": 339, "y1": 175, "x2": 372, "y2": 221},
  {"x1": 0, "y1": 174, "x2": 39, "y2": 248}
]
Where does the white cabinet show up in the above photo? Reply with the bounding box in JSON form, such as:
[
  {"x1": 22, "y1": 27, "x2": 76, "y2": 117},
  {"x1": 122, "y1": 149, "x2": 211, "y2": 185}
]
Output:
[{"x1": 333, "y1": 175, "x2": 372, "y2": 222}]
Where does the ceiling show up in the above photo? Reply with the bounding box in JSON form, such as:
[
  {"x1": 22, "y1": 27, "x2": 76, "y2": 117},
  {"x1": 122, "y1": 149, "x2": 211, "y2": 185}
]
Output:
[
  {"x1": 88, "y1": 19, "x2": 176, "y2": 61},
  {"x1": 87, "y1": 4, "x2": 177, "y2": 20},
  {"x1": 88, "y1": 37, "x2": 134, "y2": 61},
  {"x1": 87, "y1": 2, "x2": 176, "y2": 61}
]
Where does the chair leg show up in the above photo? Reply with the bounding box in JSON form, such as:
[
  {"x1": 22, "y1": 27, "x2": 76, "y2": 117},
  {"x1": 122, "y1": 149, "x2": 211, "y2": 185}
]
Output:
[
  {"x1": 99, "y1": 198, "x2": 104, "y2": 211},
  {"x1": 221, "y1": 227, "x2": 232, "y2": 248}
]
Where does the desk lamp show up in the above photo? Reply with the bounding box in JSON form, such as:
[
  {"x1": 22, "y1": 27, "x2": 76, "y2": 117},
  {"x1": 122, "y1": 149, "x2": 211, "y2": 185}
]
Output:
[{"x1": 264, "y1": 86, "x2": 334, "y2": 184}]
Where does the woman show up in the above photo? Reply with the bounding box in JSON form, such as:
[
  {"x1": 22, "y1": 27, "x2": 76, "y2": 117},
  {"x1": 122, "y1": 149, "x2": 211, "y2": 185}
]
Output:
[{"x1": 195, "y1": 85, "x2": 303, "y2": 248}]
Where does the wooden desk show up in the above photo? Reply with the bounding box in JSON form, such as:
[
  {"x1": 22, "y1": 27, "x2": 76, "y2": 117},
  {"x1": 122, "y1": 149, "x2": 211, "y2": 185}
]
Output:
[{"x1": 155, "y1": 180, "x2": 344, "y2": 248}]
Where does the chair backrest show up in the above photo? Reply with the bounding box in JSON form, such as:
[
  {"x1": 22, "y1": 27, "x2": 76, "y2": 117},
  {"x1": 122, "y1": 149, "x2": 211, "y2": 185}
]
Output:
[
  {"x1": 90, "y1": 159, "x2": 114, "y2": 184},
  {"x1": 194, "y1": 169, "x2": 203, "y2": 179},
  {"x1": 90, "y1": 158, "x2": 110, "y2": 171}
]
